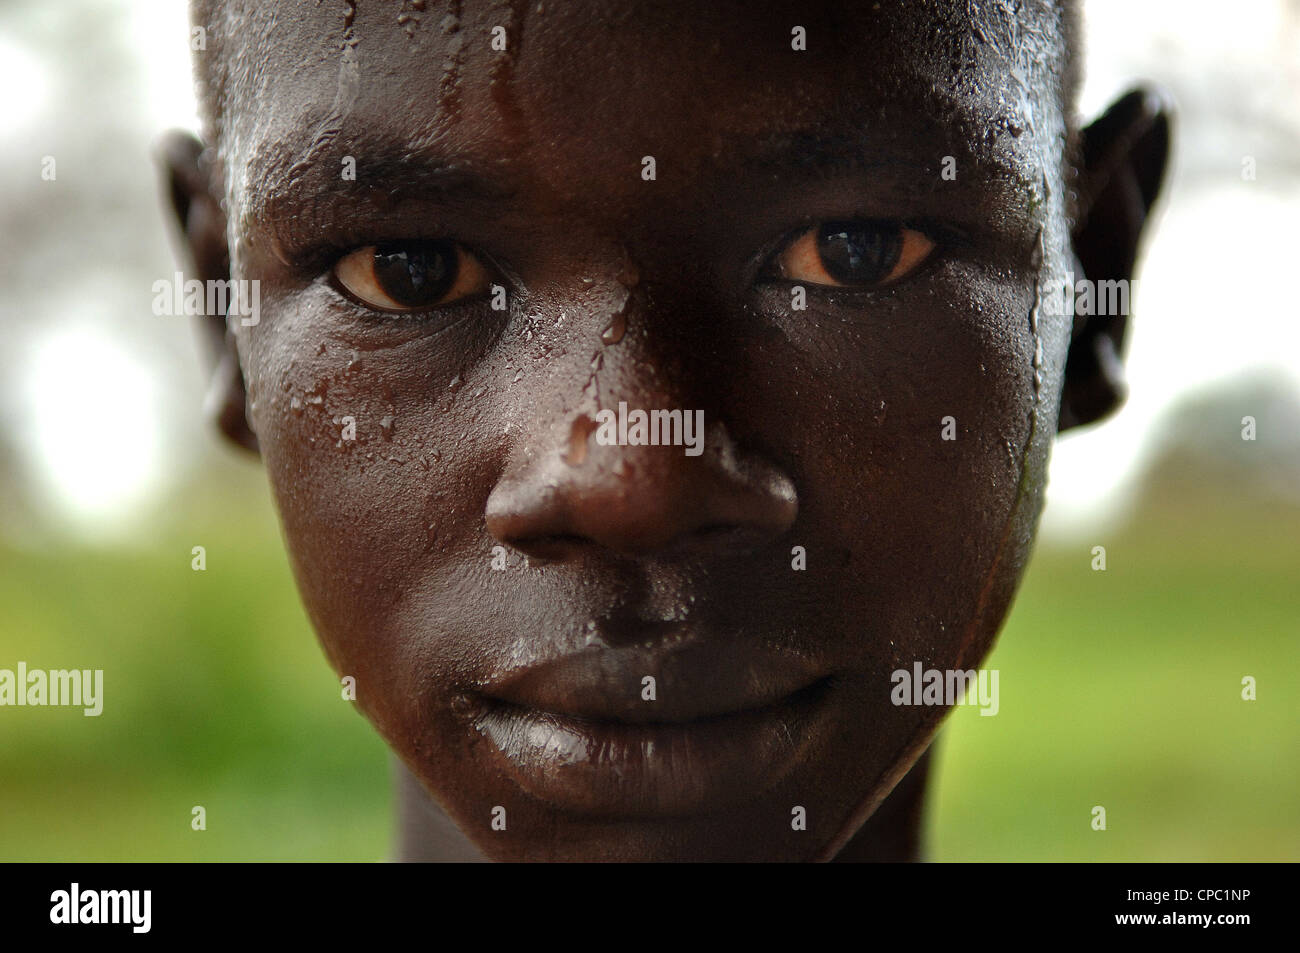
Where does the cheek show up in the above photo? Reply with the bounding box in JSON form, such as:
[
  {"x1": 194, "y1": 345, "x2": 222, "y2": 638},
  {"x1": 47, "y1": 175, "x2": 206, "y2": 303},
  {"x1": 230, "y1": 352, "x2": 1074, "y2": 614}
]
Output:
[
  {"x1": 237, "y1": 293, "x2": 510, "y2": 728},
  {"x1": 747, "y1": 263, "x2": 1043, "y2": 667}
]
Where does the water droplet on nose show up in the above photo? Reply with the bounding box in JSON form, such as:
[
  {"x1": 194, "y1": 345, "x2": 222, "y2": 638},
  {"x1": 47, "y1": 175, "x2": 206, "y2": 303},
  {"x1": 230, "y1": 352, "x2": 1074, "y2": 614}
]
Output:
[
  {"x1": 601, "y1": 308, "x2": 627, "y2": 345},
  {"x1": 565, "y1": 413, "x2": 599, "y2": 466},
  {"x1": 448, "y1": 374, "x2": 463, "y2": 392}
]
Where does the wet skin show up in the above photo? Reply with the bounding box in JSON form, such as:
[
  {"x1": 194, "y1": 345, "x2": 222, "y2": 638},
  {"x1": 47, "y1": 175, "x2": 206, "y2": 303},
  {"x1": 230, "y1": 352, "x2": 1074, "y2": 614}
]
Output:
[{"x1": 164, "y1": 0, "x2": 1170, "y2": 860}]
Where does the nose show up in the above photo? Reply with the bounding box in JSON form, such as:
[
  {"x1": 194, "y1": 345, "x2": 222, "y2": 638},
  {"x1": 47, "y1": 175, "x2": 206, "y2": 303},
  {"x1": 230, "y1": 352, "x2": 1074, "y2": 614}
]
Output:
[{"x1": 486, "y1": 413, "x2": 797, "y2": 561}]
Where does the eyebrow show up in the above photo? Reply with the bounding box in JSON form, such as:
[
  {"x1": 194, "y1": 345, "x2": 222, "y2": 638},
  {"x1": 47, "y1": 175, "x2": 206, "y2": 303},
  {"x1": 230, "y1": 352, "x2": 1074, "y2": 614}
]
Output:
[
  {"x1": 242, "y1": 133, "x2": 519, "y2": 259},
  {"x1": 729, "y1": 126, "x2": 1041, "y2": 199}
]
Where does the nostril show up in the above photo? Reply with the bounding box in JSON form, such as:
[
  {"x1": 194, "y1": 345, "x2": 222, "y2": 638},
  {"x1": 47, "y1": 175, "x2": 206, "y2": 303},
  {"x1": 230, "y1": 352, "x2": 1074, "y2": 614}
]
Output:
[
  {"x1": 696, "y1": 523, "x2": 735, "y2": 537},
  {"x1": 675, "y1": 522, "x2": 782, "y2": 557}
]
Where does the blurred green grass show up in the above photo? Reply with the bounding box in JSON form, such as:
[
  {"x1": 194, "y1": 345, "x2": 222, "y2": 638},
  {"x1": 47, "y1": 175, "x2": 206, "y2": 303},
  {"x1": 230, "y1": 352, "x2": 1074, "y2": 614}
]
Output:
[
  {"x1": 930, "y1": 485, "x2": 1300, "y2": 861},
  {"x1": 0, "y1": 475, "x2": 390, "y2": 861},
  {"x1": 1, "y1": 468, "x2": 1296, "y2": 860}
]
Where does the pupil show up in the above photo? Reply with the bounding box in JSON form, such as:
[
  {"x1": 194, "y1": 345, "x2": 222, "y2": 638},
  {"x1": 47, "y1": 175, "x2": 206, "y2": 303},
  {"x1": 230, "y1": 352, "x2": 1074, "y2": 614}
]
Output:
[
  {"x1": 372, "y1": 240, "x2": 456, "y2": 307},
  {"x1": 816, "y1": 222, "x2": 902, "y2": 285}
]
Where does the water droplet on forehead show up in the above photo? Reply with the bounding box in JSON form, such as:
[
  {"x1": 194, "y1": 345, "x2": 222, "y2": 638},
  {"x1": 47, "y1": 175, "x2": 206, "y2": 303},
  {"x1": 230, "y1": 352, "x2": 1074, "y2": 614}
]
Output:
[
  {"x1": 617, "y1": 256, "x2": 640, "y2": 289},
  {"x1": 600, "y1": 309, "x2": 627, "y2": 345}
]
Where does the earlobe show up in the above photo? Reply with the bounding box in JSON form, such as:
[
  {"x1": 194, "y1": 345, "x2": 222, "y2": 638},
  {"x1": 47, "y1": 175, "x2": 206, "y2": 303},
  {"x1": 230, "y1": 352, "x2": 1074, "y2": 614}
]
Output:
[
  {"x1": 1058, "y1": 86, "x2": 1173, "y2": 432},
  {"x1": 204, "y1": 337, "x2": 260, "y2": 454},
  {"x1": 155, "y1": 129, "x2": 259, "y2": 454}
]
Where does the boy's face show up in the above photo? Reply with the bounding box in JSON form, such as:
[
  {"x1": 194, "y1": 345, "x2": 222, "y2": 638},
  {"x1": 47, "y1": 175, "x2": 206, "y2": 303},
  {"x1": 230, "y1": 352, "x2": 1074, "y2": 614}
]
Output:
[{"x1": 175, "y1": 0, "x2": 1161, "y2": 860}]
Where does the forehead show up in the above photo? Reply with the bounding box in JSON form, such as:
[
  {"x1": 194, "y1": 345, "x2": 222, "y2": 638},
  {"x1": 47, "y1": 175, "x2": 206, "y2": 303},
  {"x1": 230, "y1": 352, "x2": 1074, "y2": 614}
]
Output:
[{"x1": 202, "y1": 0, "x2": 1070, "y2": 224}]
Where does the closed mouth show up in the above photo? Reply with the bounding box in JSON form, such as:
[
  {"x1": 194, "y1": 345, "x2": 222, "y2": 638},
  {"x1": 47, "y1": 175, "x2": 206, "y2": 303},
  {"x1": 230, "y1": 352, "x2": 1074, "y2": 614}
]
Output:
[{"x1": 467, "y1": 675, "x2": 835, "y2": 817}]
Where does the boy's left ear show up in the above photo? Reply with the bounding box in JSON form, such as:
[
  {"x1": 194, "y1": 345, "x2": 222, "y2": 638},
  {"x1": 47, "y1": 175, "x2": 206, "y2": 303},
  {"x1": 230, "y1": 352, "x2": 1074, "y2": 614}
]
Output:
[
  {"x1": 1058, "y1": 86, "x2": 1173, "y2": 432},
  {"x1": 155, "y1": 129, "x2": 260, "y2": 454}
]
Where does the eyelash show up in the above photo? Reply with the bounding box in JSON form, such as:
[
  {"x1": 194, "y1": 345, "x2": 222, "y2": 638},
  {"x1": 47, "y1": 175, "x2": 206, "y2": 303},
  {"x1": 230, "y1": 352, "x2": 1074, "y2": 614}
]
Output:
[{"x1": 755, "y1": 219, "x2": 956, "y2": 291}]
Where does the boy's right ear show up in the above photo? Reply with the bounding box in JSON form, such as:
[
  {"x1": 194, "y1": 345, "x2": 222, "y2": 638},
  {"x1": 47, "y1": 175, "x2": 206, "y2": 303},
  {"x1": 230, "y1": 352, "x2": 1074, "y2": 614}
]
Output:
[{"x1": 155, "y1": 129, "x2": 259, "y2": 454}]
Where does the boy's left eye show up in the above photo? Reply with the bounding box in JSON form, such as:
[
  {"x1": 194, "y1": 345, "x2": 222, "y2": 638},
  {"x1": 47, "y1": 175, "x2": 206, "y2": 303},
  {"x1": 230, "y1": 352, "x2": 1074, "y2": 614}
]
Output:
[
  {"x1": 767, "y1": 221, "x2": 936, "y2": 289},
  {"x1": 332, "y1": 239, "x2": 494, "y2": 313}
]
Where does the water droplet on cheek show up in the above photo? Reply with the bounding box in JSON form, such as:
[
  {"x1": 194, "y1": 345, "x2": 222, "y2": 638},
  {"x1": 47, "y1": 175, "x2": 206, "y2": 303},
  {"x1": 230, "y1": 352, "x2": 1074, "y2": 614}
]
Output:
[
  {"x1": 290, "y1": 396, "x2": 303, "y2": 415},
  {"x1": 380, "y1": 415, "x2": 394, "y2": 439}
]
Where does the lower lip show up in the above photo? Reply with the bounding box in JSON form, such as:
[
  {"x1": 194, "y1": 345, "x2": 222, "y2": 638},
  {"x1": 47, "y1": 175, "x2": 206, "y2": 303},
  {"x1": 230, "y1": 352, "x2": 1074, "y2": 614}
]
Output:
[{"x1": 468, "y1": 679, "x2": 834, "y2": 817}]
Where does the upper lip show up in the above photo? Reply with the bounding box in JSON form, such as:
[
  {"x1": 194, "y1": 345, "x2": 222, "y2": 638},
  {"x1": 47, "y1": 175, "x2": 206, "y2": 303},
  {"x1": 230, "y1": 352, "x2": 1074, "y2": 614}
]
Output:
[{"x1": 478, "y1": 625, "x2": 828, "y2": 724}]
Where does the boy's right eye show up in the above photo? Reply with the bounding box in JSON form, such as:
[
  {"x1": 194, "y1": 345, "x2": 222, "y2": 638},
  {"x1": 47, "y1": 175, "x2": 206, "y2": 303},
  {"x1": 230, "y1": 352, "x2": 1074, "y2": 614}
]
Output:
[{"x1": 332, "y1": 239, "x2": 494, "y2": 313}]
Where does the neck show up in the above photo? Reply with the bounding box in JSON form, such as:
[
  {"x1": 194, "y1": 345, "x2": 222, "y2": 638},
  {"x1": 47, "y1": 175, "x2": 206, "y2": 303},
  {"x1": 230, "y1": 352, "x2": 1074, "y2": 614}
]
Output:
[
  {"x1": 830, "y1": 746, "x2": 932, "y2": 862},
  {"x1": 391, "y1": 760, "x2": 488, "y2": 862},
  {"x1": 393, "y1": 747, "x2": 931, "y2": 862}
]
